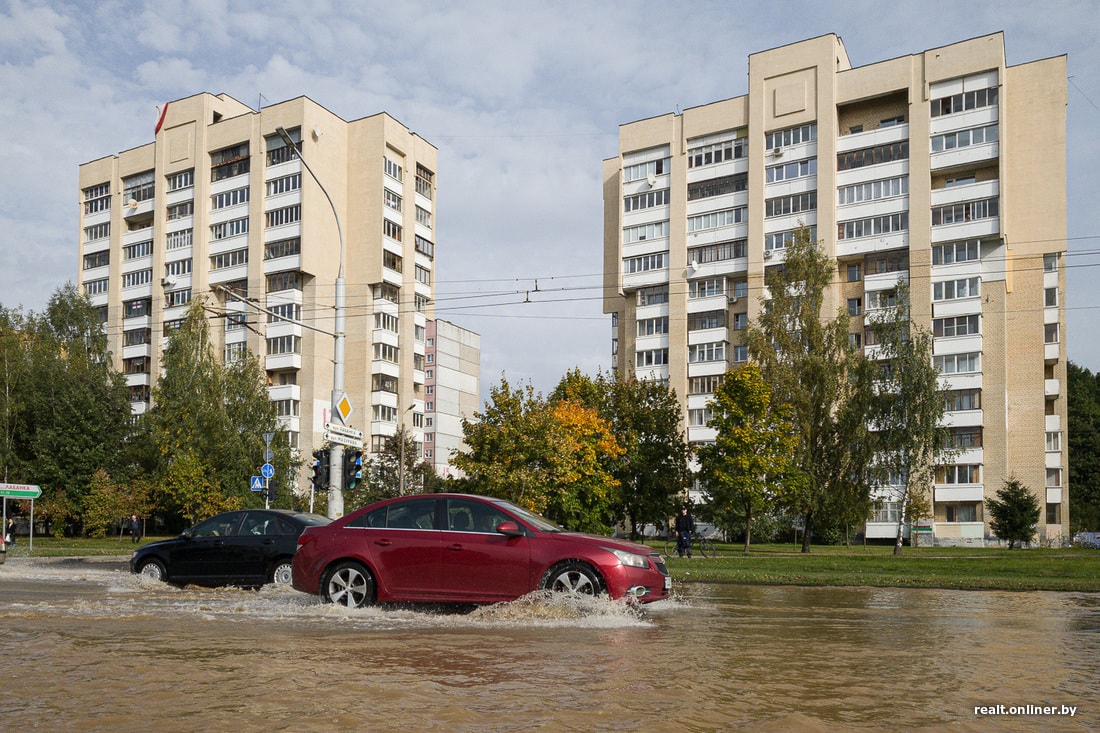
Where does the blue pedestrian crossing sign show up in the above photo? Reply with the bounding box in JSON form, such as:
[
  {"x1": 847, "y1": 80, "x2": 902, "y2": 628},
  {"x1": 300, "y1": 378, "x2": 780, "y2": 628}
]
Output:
[{"x1": 250, "y1": 476, "x2": 264, "y2": 491}]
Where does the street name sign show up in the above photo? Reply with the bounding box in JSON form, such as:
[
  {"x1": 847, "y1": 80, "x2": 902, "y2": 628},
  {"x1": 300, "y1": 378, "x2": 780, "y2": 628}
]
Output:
[
  {"x1": 0, "y1": 483, "x2": 42, "y2": 499},
  {"x1": 323, "y1": 422, "x2": 364, "y2": 448}
]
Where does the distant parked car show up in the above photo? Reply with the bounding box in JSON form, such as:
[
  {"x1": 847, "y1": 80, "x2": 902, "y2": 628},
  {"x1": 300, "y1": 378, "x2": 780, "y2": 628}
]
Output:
[
  {"x1": 1074, "y1": 532, "x2": 1100, "y2": 549},
  {"x1": 130, "y1": 509, "x2": 331, "y2": 588},
  {"x1": 291, "y1": 493, "x2": 671, "y2": 607}
]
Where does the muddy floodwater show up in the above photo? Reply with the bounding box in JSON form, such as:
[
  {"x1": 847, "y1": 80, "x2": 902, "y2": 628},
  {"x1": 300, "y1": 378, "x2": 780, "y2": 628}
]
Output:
[{"x1": 0, "y1": 556, "x2": 1097, "y2": 732}]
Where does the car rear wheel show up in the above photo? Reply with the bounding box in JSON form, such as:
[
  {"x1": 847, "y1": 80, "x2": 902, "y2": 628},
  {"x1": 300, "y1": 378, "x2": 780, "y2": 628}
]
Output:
[
  {"x1": 322, "y1": 561, "x2": 375, "y2": 608},
  {"x1": 271, "y1": 561, "x2": 293, "y2": 586},
  {"x1": 542, "y1": 561, "x2": 604, "y2": 597},
  {"x1": 138, "y1": 559, "x2": 166, "y2": 582}
]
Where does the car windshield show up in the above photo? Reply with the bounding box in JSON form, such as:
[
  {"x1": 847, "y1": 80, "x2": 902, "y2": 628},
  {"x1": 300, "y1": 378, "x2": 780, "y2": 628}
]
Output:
[{"x1": 492, "y1": 500, "x2": 563, "y2": 533}]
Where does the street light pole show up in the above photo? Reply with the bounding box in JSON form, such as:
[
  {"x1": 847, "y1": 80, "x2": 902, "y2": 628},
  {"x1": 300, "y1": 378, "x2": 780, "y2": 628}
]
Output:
[{"x1": 276, "y1": 126, "x2": 346, "y2": 518}]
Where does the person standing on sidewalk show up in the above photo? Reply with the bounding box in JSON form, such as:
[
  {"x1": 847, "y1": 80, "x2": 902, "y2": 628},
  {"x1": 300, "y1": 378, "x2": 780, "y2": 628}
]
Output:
[
  {"x1": 675, "y1": 505, "x2": 695, "y2": 558},
  {"x1": 127, "y1": 514, "x2": 142, "y2": 544}
]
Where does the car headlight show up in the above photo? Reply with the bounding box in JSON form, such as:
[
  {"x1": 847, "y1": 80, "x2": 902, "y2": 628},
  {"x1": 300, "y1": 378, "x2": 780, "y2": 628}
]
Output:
[{"x1": 606, "y1": 547, "x2": 649, "y2": 569}]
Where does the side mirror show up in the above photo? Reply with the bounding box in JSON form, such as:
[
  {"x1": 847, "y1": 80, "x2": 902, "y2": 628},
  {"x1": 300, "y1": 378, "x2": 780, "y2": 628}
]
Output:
[
  {"x1": 180, "y1": 528, "x2": 193, "y2": 540},
  {"x1": 496, "y1": 521, "x2": 524, "y2": 537}
]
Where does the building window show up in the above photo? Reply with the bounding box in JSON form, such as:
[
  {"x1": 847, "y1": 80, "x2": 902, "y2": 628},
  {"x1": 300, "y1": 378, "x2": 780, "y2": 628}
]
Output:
[
  {"x1": 83, "y1": 182, "x2": 111, "y2": 214},
  {"x1": 838, "y1": 213, "x2": 908, "y2": 240},
  {"x1": 415, "y1": 206, "x2": 432, "y2": 229},
  {"x1": 933, "y1": 277, "x2": 980, "y2": 302},
  {"x1": 688, "y1": 342, "x2": 726, "y2": 364},
  {"x1": 836, "y1": 142, "x2": 909, "y2": 172},
  {"x1": 931, "y1": 124, "x2": 998, "y2": 153},
  {"x1": 84, "y1": 251, "x2": 111, "y2": 269},
  {"x1": 687, "y1": 137, "x2": 746, "y2": 168},
  {"x1": 384, "y1": 219, "x2": 403, "y2": 241},
  {"x1": 268, "y1": 303, "x2": 301, "y2": 324},
  {"x1": 847, "y1": 298, "x2": 862, "y2": 316},
  {"x1": 764, "y1": 123, "x2": 816, "y2": 151},
  {"x1": 637, "y1": 316, "x2": 669, "y2": 336},
  {"x1": 732, "y1": 280, "x2": 748, "y2": 299},
  {"x1": 624, "y1": 252, "x2": 667, "y2": 274},
  {"x1": 273, "y1": 399, "x2": 299, "y2": 417},
  {"x1": 374, "y1": 283, "x2": 400, "y2": 303},
  {"x1": 84, "y1": 222, "x2": 110, "y2": 242},
  {"x1": 383, "y1": 250, "x2": 403, "y2": 273},
  {"x1": 636, "y1": 348, "x2": 669, "y2": 367},
  {"x1": 165, "y1": 259, "x2": 192, "y2": 278},
  {"x1": 384, "y1": 188, "x2": 402, "y2": 212},
  {"x1": 266, "y1": 271, "x2": 301, "y2": 293},
  {"x1": 123, "y1": 298, "x2": 151, "y2": 318},
  {"x1": 374, "y1": 312, "x2": 399, "y2": 332},
  {"x1": 166, "y1": 229, "x2": 193, "y2": 250},
  {"x1": 688, "y1": 207, "x2": 746, "y2": 233},
  {"x1": 623, "y1": 221, "x2": 669, "y2": 244},
  {"x1": 384, "y1": 157, "x2": 403, "y2": 182},
  {"x1": 931, "y1": 198, "x2": 998, "y2": 226},
  {"x1": 1045, "y1": 287, "x2": 1058, "y2": 307},
  {"x1": 837, "y1": 176, "x2": 908, "y2": 206},
  {"x1": 415, "y1": 164, "x2": 434, "y2": 199},
  {"x1": 944, "y1": 503, "x2": 979, "y2": 523},
  {"x1": 765, "y1": 191, "x2": 817, "y2": 218},
  {"x1": 1044, "y1": 253, "x2": 1059, "y2": 272},
  {"x1": 415, "y1": 235, "x2": 434, "y2": 259},
  {"x1": 765, "y1": 227, "x2": 815, "y2": 253},
  {"x1": 1046, "y1": 431, "x2": 1062, "y2": 452},
  {"x1": 932, "y1": 240, "x2": 980, "y2": 265},
  {"x1": 930, "y1": 85, "x2": 998, "y2": 117},
  {"x1": 211, "y1": 187, "x2": 249, "y2": 210},
  {"x1": 689, "y1": 239, "x2": 746, "y2": 265},
  {"x1": 164, "y1": 289, "x2": 192, "y2": 308},
  {"x1": 732, "y1": 312, "x2": 747, "y2": 330},
  {"x1": 933, "y1": 315, "x2": 980, "y2": 338},
  {"x1": 211, "y1": 249, "x2": 248, "y2": 270},
  {"x1": 689, "y1": 375, "x2": 723, "y2": 395},
  {"x1": 83, "y1": 278, "x2": 109, "y2": 296},
  {"x1": 266, "y1": 128, "x2": 300, "y2": 166},
  {"x1": 123, "y1": 356, "x2": 150, "y2": 375},
  {"x1": 122, "y1": 269, "x2": 152, "y2": 288},
  {"x1": 123, "y1": 170, "x2": 155, "y2": 203},
  {"x1": 636, "y1": 285, "x2": 669, "y2": 306},
  {"x1": 1045, "y1": 323, "x2": 1060, "y2": 344},
  {"x1": 266, "y1": 173, "x2": 300, "y2": 197},
  {"x1": 211, "y1": 217, "x2": 248, "y2": 240},
  {"x1": 688, "y1": 311, "x2": 725, "y2": 331},
  {"x1": 211, "y1": 143, "x2": 250, "y2": 182},
  {"x1": 849, "y1": 332, "x2": 862, "y2": 348},
  {"x1": 688, "y1": 407, "x2": 713, "y2": 427},
  {"x1": 765, "y1": 158, "x2": 817, "y2": 184},
  {"x1": 944, "y1": 388, "x2": 981, "y2": 412},
  {"x1": 933, "y1": 352, "x2": 980, "y2": 375},
  {"x1": 166, "y1": 201, "x2": 194, "y2": 221},
  {"x1": 847, "y1": 263, "x2": 862, "y2": 282},
  {"x1": 937, "y1": 464, "x2": 981, "y2": 484},
  {"x1": 688, "y1": 173, "x2": 747, "y2": 200},
  {"x1": 948, "y1": 427, "x2": 982, "y2": 450},
  {"x1": 266, "y1": 335, "x2": 301, "y2": 355},
  {"x1": 266, "y1": 205, "x2": 300, "y2": 228},
  {"x1": 1046, "y1": 503, "x2": 1061, "y2": 525},
  {"x1": 1047, "y1": 468, "x2": 1062, "y2": 488},
  {"x1": 265, "y1": 236, "x2": 301, "y2": 260},
  {"x1": 167, "y1": 169, "x2": 194, "y2": 191},
  {"x1": 373, "y1": 343, "x2": 399, "y2": 364},
  {"x1": 688, "y1": 278, "x2": 723, "y2": 299},
  {"x1": 624, "y1": 188, "x2": 670, "y2": 213},
  {"x1": 415, "y1": 265, "x2": 431, "y2": 285}
]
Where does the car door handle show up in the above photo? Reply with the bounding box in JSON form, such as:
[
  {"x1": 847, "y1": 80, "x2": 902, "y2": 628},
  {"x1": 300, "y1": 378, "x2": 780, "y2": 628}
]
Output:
[
  {"x1": 447, "y1": 543, "x2": 464, "y2": 552},
  {"x1": 213, "y1": 540, "x2": 225, "y2": 547},
  {"x1": 376, "y1": 539, "x2": 392, "y2": 546},
  {"x1": 263, "y1": 539, "x2": 276, "y2": 545}
]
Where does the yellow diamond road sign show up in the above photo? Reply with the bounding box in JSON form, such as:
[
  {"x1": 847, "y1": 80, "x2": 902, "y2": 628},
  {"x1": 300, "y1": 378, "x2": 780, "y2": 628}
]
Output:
[{"x1": 335, "y1": 393, "x2": 353, "y2": 424}]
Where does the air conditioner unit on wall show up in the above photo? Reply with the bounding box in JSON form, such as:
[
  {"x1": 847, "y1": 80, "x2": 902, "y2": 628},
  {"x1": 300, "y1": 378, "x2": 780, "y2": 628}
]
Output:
[{"x1": 161, "y1": 275, "x2": 177, "y2": 287}]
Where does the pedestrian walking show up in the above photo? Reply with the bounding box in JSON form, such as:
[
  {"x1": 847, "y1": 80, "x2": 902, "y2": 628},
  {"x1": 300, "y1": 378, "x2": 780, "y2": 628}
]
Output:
[
  {"x1": 675, "y1": 505, "x2": 695, "y2": 558},
  {"x1": 127, "y1": 514, "x2": 142, "y2": 544}
]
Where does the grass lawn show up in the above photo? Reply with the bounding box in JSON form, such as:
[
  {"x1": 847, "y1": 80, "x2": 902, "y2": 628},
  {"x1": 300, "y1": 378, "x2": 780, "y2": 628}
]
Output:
[
  {"x1": 5, "y1": 536, "x2": 1097, "y2": 592},
  {"x1": 650, "y1": 542, "x2": 1100, "y2": 592}
]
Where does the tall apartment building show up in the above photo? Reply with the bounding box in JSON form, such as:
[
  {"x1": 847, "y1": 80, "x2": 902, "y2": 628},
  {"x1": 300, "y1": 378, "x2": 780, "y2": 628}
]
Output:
[
  {"x1": 603, "y1": 33, "x2": 1069, "y2": 545},
  {"x1": 78, "y1": 93, "x2": 478, "y2": 491},
  {"x1": 424, "y1": 320, "x2": 481, "y2": 477}
]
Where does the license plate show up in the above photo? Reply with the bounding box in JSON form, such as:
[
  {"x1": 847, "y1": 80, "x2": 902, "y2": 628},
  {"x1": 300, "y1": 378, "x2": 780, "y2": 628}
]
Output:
[{"x1": 664, "y1": 575, "x2": 672, "y2": 590}]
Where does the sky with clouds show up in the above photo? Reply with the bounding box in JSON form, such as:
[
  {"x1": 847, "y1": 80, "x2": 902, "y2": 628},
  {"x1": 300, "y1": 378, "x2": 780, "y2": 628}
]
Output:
[{"x1": 1, "y1": 0, "x2": 1097, "y2": 403}]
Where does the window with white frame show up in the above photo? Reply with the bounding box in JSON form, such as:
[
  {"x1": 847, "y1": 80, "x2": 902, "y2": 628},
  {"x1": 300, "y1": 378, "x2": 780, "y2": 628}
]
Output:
[
  {"x1": 931, "y1": 124, "x2": 998, "y2": 153},
  {"x1": 384, "y1": 188, "x2": 402, "y2": 212},
  {"x1": 83, "y1": 182, "x2": 111, "y2": 214},
  {"x1": 212, "y1": 186, "x2": 249, "y2": 210},
  {"x1": 164, "y1": 289, "x2": 191, "y2": 308},
  {"x1": 933, "y1": 315, "x2": 980, "y2": 338},
  {"x1": 765, "y1": 227, "x2": 815, "y2": 252},
  {"x1": 167, "y1": 169, "x2": 194, "y2": 191},
  {"x1": 837, "y1": 213, "x2": 908, "y2": 240},
  {"x1": 624, "y1": 157, "x2": 670, "y2": 181},
  {"x1": 766, "y1": 158, "x2": 817, "y2": 184},
  {"x1": 636, "y1": 285, "x2": 669, "y2": 306},
  {"x1": 1046, "y1": 468, "x2": 1062, "y2": 488},
  {"x1": 211, "y1": 217, "x2": 248, "y2": 240},
  {"x1": 765, "y1": 191, "x2": 817, "y2": 218},
  {"x1": 932, "y1": 198, "x2": 998, "y2": 226},
  {"x1": 416, "y1": 206, "x2": 432, "y2": 229},
  {"x1": 266, "y1": 173, "x2": 300, "y2": 196},
  {"x1": 688, "y1": 407, "x2": 713, "y2": 427},
  {"x1": 123, "y1": 170, "x2": 155, "y2": 202},
  {"x1": 384, "y1": 157, "x2": 403, "y2": 182},
  {"x1": 936, "y1": 464, "x2": 981, "y2": 484},
  {"x1": 635, "y1": 348, "x2": 668, "y2": 367},
  {"x1": 1046, "y1": 431, "x2": 1061, "y2": 452},
  {"x1": 764, "y1": 123, "x2": 816, "y2": 151},
  {"x1": 688, "y1": 341, "x2": 726, "y2": 363},
  {"x1": 930, "y1": 84, "x2": 998, "y2": 117},
  {"x1": 267, "y1": 335, "x2": 301, "y2": 355},
  {"x1": 837, "y1": 176, "x2": 908, "y2": 206},
  {"x1": 933, "y1": 277, "x2": 980, "y2": 301},
  {"x1": 266, "y1": 205, "x2": 300, "y2": 228},
  {"x1": 166, "y1": 201, "x2": 194, "y2": 221},
  {"x1": 933, "y1": 352, "x2": 980, "y2": 375},
  {"x1": 268, "y1": 303, "x2": 301, "y2": 324},
  {"x1": 932, "y1": 239, "x2": 979, "y2": 265},
  {"x1": 165, "y1": 260, "x2": 192, "y2": 278},
  {"x1": 688, "y1": 207, "x2": 746, "y2": 233},
  {"x1": 623, "y1": 221, "x2": 669, "y2": 244},
  {"x1": 415, "y1": 164, "x2": 433, "y2": 199},
  {"x1": 624, "y1": 252, "x2": 667, "y2": 274},
  {"x1": 689, "y1": 278, "x2": 723, "y2": 299},
  {"x1": 84, "y1": 222, "x2": 110, "y2": 242},
  {"x1": 84, "y1": 278, "x2": 109, "y2": 296},
  {"x1": 687, "y1": 311, "x2": 724, "y2": 331},
  {"x1": 211, "y1": 249, "x2": 248, "y2": 270},
  {"x1": 687, "y1": 136, "x2": 746, "y2": 168},
  {"x1": 1045, "y1": 323, "x2": 1060, "y2": 344},
  {"x1": 384, "y1": 219, "x2": 402, "y2": 241},
  {"x1": 637, "y1": 316, "x2": 668, "y2": 336},
  {"x1": 624, "y1": 188, "x2": 670, "y2": 213},
  {"x1": 123, "y1": 241, "x2": 152, "y2": 261},
  {"x1": 122, "y1": 269, "x2": 152, "y2": 288},
  {"x1": 373, "y1": 343, "x2": 399, "y2": 363},
  {"x1": 166, "y1": 229, "x2": 193, "y2": 250}
]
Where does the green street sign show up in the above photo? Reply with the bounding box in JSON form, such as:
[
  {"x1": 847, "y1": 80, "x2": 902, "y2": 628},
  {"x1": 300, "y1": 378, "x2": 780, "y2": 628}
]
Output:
[{"x1": 0, "y1": 483, "x2": 42, "y2": 499}]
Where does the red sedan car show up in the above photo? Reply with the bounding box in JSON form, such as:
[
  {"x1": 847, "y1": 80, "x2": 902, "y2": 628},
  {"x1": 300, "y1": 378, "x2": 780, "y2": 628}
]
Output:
[{"x1": 292, "y1": 493, "x2": 671, "y2": 607}]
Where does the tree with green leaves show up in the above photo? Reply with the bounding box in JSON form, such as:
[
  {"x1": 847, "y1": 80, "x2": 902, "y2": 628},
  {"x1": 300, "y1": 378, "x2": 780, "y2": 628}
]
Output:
[
  {"x1": 866, "y1": 283, "x2": 950, "y2": 555},
  {"x1": 141, "y1": 299, "x2": 295, "y2": 523},
  {"x1": 0, "y1": 285, "x2": 133, "y2": 534},
  {"x1": 986, "y1": 477, "x2": 1041, "y2": 548},
  {"x1": 696, "y1": 364, "x2": 795, "y2": 552},
  {"x1": 553, "y1": 369, "x2": 690, "y2": 540},
  {"x1": 1068, "y1": 361, "x2": 1100, "y2": 532},
  {"x1": 744, "y1": 227, "x2": 878, "y2": 552},
  {"x1": 361, "y1": 425, "x2": 434, "y2": 507}
]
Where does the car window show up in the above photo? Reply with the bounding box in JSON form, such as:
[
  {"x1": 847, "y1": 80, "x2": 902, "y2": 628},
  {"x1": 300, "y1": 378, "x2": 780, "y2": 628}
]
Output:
[
  {"x1": 192, "y1": 512, "x2": 244, "y2": 538},
  {"x1": 387, "y1": 498, "x2": 436, "y2": 530},
  {"x1": 447, "y1": 498, "x2": 508, "y2": 534},
  {"x1": 241, "y1": 513, "x2": 271, "y2": 536},
  {"x1": 275, "y1": 517, "x2": 298, "y2": 535}
]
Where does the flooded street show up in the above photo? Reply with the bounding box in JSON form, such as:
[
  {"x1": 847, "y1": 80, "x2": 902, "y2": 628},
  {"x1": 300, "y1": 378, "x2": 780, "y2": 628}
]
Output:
[{"x1": 1, "y1": 556, "x2": 1097, "y2": 731}]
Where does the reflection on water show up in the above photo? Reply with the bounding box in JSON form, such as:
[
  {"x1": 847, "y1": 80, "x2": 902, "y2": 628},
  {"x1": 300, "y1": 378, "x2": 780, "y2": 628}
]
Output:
[{"x1": 1, "y1": 558, "x2": 1097, "y2": 732}]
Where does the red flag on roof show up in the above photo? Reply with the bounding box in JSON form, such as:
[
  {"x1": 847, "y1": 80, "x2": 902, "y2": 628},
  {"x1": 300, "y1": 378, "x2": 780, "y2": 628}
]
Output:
[{"x1": 155, "y1": 103, "x2": 169, "y2": 135}]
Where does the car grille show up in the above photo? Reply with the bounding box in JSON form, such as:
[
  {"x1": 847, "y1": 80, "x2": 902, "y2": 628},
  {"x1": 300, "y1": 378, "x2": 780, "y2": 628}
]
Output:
[{"x1": 650, "y1": 553, "x2": 668, "y2": 576}]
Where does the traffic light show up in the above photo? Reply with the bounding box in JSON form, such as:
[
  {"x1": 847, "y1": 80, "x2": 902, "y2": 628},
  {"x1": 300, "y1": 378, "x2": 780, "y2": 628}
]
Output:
[
  {"x1": 345, "y1": 449, "x2": 363, "y2": 491},
  {"x1": 310, "y1": 449, "x2": 330, "y2": 490}
]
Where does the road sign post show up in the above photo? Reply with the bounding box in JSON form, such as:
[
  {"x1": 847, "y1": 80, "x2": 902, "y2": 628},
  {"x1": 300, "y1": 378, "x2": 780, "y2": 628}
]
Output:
[{"x1": 1, "y1": 483, "x2": 42, "y2": 552}]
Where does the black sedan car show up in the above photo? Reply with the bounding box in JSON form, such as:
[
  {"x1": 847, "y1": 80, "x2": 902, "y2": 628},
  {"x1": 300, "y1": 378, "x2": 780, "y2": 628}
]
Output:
[{"x1": 130, "y1": 509, "x2": 331, "y2": 588}]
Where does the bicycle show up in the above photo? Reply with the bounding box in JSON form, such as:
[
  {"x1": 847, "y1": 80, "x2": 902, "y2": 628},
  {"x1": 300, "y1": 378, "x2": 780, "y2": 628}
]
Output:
[{"x1": 663, "y1": 533, "x2": 716, "y2": 558}]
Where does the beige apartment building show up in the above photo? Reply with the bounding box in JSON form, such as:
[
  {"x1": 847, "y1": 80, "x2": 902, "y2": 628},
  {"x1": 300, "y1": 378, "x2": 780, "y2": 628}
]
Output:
[
  {"x1": 603, "y1": 33, "x2": 1069, "y2": 544},
  {"x1": 78, "y1": 93, "x2": 478, "y2": 493}
]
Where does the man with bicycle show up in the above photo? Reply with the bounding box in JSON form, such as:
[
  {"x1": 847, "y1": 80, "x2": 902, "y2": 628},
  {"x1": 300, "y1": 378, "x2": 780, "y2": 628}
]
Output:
[{"x1": 675, "y1": 504, "x2": 695, "y2": 558}]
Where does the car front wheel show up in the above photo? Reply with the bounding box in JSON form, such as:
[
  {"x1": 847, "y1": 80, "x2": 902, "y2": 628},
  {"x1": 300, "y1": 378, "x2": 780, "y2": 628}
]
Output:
[
  {"x1": 542, "y1": 561, "x2": 603, "y2": 597},
  {"x1": 271, "y1": 561, "x2": 293, "y2": 586},
  {"x1": 138, "y1": 559, "x2": 166, "y2": 582},
  {"x1": 322, "y1": 561, "x2": 375, "y2": 608}
]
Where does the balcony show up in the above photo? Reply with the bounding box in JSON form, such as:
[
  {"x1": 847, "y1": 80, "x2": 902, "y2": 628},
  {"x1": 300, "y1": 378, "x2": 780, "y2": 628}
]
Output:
[{"x1": 1045, "y1": 378, "x2": 1060, "y2": 399}]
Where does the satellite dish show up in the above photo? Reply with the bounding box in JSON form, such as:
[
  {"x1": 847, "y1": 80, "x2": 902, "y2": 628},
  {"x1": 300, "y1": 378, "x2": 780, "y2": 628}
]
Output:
[
  {"x1": 646, "y1": 172, "x2": 657, "y2": 186},
  {"x1": 128, "y1": 199, "x2": 138, "y2": 209},
  {"x1": 689, "y1": 259, "x2": 699, "y2": 272}
]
